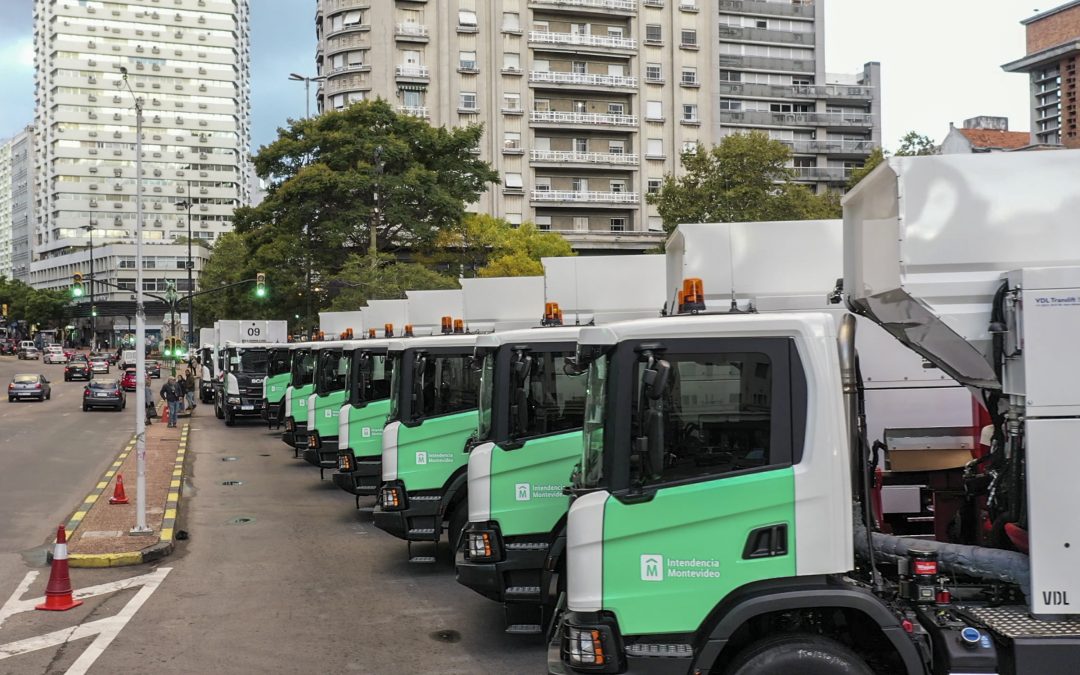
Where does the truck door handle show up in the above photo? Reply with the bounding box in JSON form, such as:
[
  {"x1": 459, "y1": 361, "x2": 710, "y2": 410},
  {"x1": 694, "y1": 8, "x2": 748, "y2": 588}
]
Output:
[{"x1": 742, "y1": 524, "x2": 788, "y2": 559}]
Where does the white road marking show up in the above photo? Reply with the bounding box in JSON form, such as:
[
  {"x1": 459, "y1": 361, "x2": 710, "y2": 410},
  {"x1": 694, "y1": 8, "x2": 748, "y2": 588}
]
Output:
[{"x1": 0, "y1": 567, "x2": 171, "y2": 673}]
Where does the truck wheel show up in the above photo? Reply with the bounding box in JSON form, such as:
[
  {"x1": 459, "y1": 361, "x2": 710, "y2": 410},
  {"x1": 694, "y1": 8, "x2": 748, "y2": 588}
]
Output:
[
  {"x1": 225, "y1": 410, "x2": 235, "y2": 427},
  {"x1": 215, "y1": 400, "x2": 224, "y2": 420},
  {"x1": 446, "y1": 503, "x2": 468, "y2": 553},
  {"x1": 725, "y1": 634, "x2": 874, "y2": 675}
]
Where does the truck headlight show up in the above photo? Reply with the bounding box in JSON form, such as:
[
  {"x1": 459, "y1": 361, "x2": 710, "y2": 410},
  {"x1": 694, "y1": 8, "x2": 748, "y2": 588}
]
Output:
[
  {"x1": 566, "y1": 627, "x2": 607, "y2": 667},
  {"x1": 308, "y1": 432, "x2": 319, "y2": 449},
  {"x1": 285, "y1": 418, "x2": 294, "y2": 432},
  {"x1": 380, "y1": 482, "x2": 406, "y2": 511},
  {"x1": 464, "y1": 528, "x2": 503, "y2": 563},
  {"x1": 337, "y1": 453, "x2": 353, "y2": 472},
  {"x1": 227, "y1": 395, "x2": 241, "y2": 404}
]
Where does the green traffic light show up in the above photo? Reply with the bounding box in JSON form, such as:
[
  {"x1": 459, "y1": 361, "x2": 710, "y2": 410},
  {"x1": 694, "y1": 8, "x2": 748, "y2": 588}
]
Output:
[
  {"x1": 255, "y1": 287, "x2": 267, "y2": 298},
  {"x1": 72, "y1": 287, "x2": 84, "y2": 298}
]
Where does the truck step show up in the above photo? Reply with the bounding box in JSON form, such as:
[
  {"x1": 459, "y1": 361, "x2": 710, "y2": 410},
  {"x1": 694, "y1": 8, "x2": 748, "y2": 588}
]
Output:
[
  {"x1": 407, "y1": 528, "x2": 437, "y2": 539},
  {"x1": 505, "y1": 586, "x2": 541, "y2": 598},
  {"x1": 408, "y1": 555, "x2": 437, "y2": 564},
  {"x1": 505, "y1": 624, "x2": 542, "y2": 635}
]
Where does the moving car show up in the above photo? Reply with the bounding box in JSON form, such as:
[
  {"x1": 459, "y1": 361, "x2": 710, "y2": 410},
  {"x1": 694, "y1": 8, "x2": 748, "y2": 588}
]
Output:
[
  {"x1": 82, "y1": 378, "x2": 126, "y2": 411},
  {"x1": 64, "y1": 356, "x2": 92, "y2": 381},
  {"x1": 17, "y1": 345, "x2": 39, "y2": 360},
  {"x1": 89, "y1": 355, "x2": 110, "y2": 374},
  {"x1": 63, "y1": 347, "x2": 77, "y2": 360},
  {"x1": 8, "y1": 374, "x2": 51, "y2": 401},
  {"x1": 120, "y1": 368, "x2": 138, "y2": 392},
  {"x1": 146, "y1": 360, "x2": 161, "y2": 378},
  {"x1": 44, "y1": 346, "x2": 68, "y2": 364},
  {"x1": 0, "y1": 340, "x2": 17, "y2": 355}
]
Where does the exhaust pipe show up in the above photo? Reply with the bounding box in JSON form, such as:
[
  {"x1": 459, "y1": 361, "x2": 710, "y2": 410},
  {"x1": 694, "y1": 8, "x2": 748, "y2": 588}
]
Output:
[{"x1": 837, "y1": 314, "x2": 860, "y2": 488}]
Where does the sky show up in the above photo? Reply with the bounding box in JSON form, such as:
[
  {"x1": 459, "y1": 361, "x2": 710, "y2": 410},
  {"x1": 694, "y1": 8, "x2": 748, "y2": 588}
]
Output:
[{"x1": 0, "y1": 0, "x2": 1039, "y2": 150}]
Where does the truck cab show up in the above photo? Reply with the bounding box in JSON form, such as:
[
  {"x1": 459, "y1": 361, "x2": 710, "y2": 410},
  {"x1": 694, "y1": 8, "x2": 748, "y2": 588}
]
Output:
[
  {"x1": 216, "y1": 341, "x2": 270, "y2": 426},
  {"x1": 373, "y1": 332, "x2": 481, "y2": 563},
  {"x1": 300, "y1": 340, "x2": 351, "y2": 474},
  {"x1": 282, "y1": 343, "x2": 317, "y2": 452},
  {"x1": 331, "y1": 338, "x2": 394, "y2": 499},
  {"x1": 262, "y1": 343, "x2": 292, "y2": 425}
]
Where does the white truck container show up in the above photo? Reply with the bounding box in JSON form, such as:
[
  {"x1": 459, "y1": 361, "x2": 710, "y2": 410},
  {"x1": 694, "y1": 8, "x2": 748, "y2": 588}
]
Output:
[
  {"x1": 405, "y1": 289, "x2": 465, "y2": 336},
  {"x1": 543, "y1": 254, "x2": 666, "y2": 325},
  {"x1": 460, "y1": 276, "x2": 546, "y2": 333},
  {"x1": 361, "y1": 300, "x2": 409, "y2": 339},
  {"x1": 318, "y1": 311, "x2": 365, "y2": 340}
]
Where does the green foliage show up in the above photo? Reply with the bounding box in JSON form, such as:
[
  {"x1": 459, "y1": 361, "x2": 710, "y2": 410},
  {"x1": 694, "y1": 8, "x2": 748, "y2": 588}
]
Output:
[
  {"x1": 326, "y1": 254, "x2": 459, "y2": 311},
  {"x1": 846, "y1": 146, "x2": 887, "y2": 190},
  {"x1": 432, "y1": 214, "x2": 575, "y2": 278},
  {"x1": 895, "y1": 131, "x2": 937, "y2": 156},
  {"x1": 647, "y1": 132, "x2": 840, "y2": 231},
  {"x1": 0, "y1": 277, "x2": 71, "y2": 329}
]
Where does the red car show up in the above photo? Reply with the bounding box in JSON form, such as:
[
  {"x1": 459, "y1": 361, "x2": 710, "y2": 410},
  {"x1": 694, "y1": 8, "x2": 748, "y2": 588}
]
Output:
[
  {"x1": 120, "y1": 368, "x2": 138, "y2": 392},
  {"x1": 63, "y1": 347, "x2": 77, "y2": 359}
]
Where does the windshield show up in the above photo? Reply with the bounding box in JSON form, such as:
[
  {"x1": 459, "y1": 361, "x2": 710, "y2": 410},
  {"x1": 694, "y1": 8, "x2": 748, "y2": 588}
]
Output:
[
  {"x1": 579, "y1": 354, "x2": 609, "y2": 489},
  {"x1": 89, "y1": 380, "x2": 118, "y2": 389},
  {"x1": 509, "y1": 351, "x2": 585, "y2": 442},
  {"x1": 268, "y1": 348, "x2": 291, "y2": 376},
  {"x1": 291, "y1": 349, "x2": 314, "y2": 386},
  {"x1": 316, "y1": 349, "x2": 349, "y2": 394},
  {"x1": 413, "y1": 351, "x2": 479, "y2": 421},
  {"x1": 356, "y1": 352, "x2": 392, "y2": 405},
  {"x1": 387, "y1": 352, "x2": 403, "y2": 421},
  {"x1": 476, "y1": 352, "x2": 495, "y2": 442},
  {"x1": 13, "y1": 375, "x2": 39, "y2": 384},
  {"x1": 233, "y1": 349, "x2": 269, "y2": 374}
]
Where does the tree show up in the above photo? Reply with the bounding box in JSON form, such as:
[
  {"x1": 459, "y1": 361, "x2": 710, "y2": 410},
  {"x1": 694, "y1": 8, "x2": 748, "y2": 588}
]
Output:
[
  {"x1": 846, "y1": 147, "x2": 887, "y2": 190},
  {"x1": 647, "y1": 132, "x2": 840, "y2": 231},
  {"x1": 895, "y1": 131, "x2": 937, "y2": 156},
  {"x1": 0, "y1": 277, "x2": 71, "y2": 333},
  {"x1": 432, "y1": 214, "x2": 575, "y2": 278},
  {"x1": 326, "y1": 254, "x2": 459, "y2": 311}
]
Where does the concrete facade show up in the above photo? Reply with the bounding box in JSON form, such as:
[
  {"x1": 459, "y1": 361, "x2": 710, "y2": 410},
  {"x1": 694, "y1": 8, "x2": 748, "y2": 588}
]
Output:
[
  {"x1": 312, "y1": 0, "x2": 880, "y2": 250},
  {"x1": 1003, "y1": 0, "x2": 1080, "y2": 148},
  {"x1": 9, "y1": 127, "x2": 35, "y2": 283},
  {"x1": 0, "y1": 139, "x2": 11, "y2": 280},
  {"x1": 31, "y1": 0, "x2": 253, "y2": 296}
]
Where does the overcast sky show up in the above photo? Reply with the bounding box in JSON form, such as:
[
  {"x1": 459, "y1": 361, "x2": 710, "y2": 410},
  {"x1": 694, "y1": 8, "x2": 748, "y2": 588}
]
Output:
[{"x1": 0, "y1": 0, "x2": 1040, "y2": 150}]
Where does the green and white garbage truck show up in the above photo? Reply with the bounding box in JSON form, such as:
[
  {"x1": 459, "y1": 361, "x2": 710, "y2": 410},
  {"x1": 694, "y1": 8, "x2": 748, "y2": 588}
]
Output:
[
  {"x1": 374, "y1": 276, "x2": 544, "y2": 563},
  {"x1": 552, "y1": 151, "x2": 1080, "y2": 674},
  {"x1": 332, "y1": 290, "x2": 465, "y2": 500},
  {"x1": 212, "y1": 320, "x2": 287, "y2": 426},
  {"x1": 296, "y1": 339, "x2": 351, "y2": 469},
  {"x1": 457, "y1": 255, "x2": 666, "y2": 636},
  {"x1": 262, "y1": 343, "x2": 292, "y2": 426},
  {"x1": 281, "y1": 341, "x2": 320, "y2": 452}
]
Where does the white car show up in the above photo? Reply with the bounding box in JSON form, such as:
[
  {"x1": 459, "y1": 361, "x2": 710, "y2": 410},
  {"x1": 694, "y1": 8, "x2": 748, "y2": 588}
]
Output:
[
  {"x1": 43, "y1": 346, "x2": 68, "y2": 364},
  {"x1": 89, "y1": 357, "x2": 110, "y2": 374}
]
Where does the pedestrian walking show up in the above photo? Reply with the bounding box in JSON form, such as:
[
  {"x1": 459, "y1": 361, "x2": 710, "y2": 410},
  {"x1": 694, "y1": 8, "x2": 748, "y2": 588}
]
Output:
[
  {"x1": 160, "y1": 376, "x2": 183, "y2": 428},
  {"x1": 177, "y1": 374, "x2": 189, "y2": 413},
  {"x1": 144, "y1": 373, "x2": 156, "y2": 425},
  {"x1": 184, "y1": 368, "x2": 197, "y2": 413}
]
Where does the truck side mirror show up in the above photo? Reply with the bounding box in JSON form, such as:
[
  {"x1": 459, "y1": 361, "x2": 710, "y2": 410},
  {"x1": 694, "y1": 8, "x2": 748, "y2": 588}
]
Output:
[{"x1": 642, "y1": 359, "x2": 671, "y2": 400}]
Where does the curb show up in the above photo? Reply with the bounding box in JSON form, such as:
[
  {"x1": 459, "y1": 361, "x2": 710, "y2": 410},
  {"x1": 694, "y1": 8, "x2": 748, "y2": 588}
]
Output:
[{"x1": 60, "y1": 417, "x2": 190, "y2": 568}]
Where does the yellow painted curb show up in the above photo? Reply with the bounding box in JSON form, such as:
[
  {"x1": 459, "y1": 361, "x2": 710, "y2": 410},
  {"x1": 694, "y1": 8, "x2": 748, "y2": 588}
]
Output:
[{"x1": 68, "y1": 551, "x2": 144, "y2": 568}]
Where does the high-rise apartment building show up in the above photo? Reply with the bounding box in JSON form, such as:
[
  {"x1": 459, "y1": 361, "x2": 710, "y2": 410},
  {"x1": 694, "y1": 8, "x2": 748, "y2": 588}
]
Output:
[
  {"x1": 30, "y1": 0, "x2": 252, "y2": 335},
  {"x1": 312, "y1": 0, "x2": 880, "y2": 250},
  {"x1": 0, "y1": 139, "x2": 12, "y2": 280},
  {"x1": 10, "y1": 127, "x2": 36, "y2": 283},
  {"x1": 1003, "y1": 0, "x2": 1080, "y2": 148}
]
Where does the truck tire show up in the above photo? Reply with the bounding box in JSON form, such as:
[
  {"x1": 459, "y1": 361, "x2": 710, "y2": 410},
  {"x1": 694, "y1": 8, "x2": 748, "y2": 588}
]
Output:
[
  {"x1": 225, "y1": 409, "x2": 235, "y2": 427},
  {"x1": 724, "y1": 634, "x2": 874, "y2": 675},
  {"x1": 446, "y1": 503, "x2": 468, "y2": 554},
  {"x1": 215, "y1": 399, "x2": 224, "y2": 420}
]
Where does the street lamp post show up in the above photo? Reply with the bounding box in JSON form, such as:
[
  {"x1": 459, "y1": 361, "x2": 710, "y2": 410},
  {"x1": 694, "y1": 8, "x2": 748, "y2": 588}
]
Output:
[
  {"x1": 288, "y1": 73, "x2": 325, "y2": 119},
  {"x1": 176, "y1": 194, "x2": 194, "y2": 350},
  {"x1": 119, "y1": 66, "x2": 152, "y2": 536},
  {"x1": 79, "y1": 224, "x2": 95, "y2": 348}
]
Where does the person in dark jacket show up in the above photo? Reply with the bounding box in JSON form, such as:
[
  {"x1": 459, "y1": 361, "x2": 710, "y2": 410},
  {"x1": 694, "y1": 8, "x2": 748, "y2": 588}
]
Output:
[
  {"x1": 183, "y1": 368, "x2": 197, "y2": 412},
  {"x1": 160, "y1": 377, "x2": 183, "y2": 428}
]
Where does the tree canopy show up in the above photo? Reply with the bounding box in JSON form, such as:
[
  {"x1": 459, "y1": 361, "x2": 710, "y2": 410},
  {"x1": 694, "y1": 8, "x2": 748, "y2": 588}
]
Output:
[
  {"x1": 895, "y1": 131, "x2": 937, "y2": 156},
  {"x1": 647, "y1": 132, "x2": 841, "y2": 232},
  {"x1": 431, "y1": 214, "x2": 574, "y2": 278},
  {"x1": 0, "y1": 277, "x2": 71, "y2": 331}
]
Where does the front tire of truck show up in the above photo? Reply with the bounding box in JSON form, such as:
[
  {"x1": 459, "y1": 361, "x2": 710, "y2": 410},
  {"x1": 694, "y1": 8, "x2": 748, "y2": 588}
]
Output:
[
  {"x1": 724, "y1": 634, "x2": 874, "y2": 675},
  {"x1": 446, "y1": 504, "x2": 468, "y2": 556},
  {"x1": 225, "y1": 409, "x2": 235, "y2": 427}
]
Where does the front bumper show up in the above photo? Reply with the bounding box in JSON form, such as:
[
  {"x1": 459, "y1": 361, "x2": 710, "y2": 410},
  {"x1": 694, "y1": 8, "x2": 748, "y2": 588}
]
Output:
[
  {"x1": 301, "y1": 432, "x2": 339, "y2": 468},
  {"x1": 84, "y1": 396, "x2": 124, "y2": 408},
  {"x1": 456, "y1": 525, "x2": 551, "y2": 604},
  {"x1": 226, "y1": 398, "x2": 264, "y2": 417},
  {"x1": 331, "y1": 452, "x2": 383, "y2": 496},
  {"x1": 282, "y1": 419, "x2": 304, "y2": 446},
  {"x1": 372, "y1": 483, "x2": 441, "y2": 541},
  {"x1": 550, "y1": 611, "x2": 626, "y2": 675}
]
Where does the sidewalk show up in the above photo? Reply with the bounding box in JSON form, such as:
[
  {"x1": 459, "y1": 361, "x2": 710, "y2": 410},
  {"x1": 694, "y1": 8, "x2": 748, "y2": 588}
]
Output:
[{"x1": 61, "y1": 403, "x2": 192, "y2": 567}]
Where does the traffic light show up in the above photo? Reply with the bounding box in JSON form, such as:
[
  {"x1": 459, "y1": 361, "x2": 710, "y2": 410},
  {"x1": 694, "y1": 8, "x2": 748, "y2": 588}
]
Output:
[
  {"x1": 91, "y1": 305, "x2": 98, "y2": 317},
  {"x1": 1, "y1": 304, "x2": 7, "y2": 317},
  {"x1": 163, "y1": 337, "x2": 173, "y2": 358},
  {"x1": 255, "y1": 272, "x2": 267, "y2": 298},
  {"x1": 71, "y1": 273, "x2": 85, "y2": 298}
]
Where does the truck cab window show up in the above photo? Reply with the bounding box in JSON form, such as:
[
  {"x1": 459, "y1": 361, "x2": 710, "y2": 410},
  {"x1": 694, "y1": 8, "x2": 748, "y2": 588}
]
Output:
[
  {"x1": 509, "y1": 352, "x2": 586, "y2": 442},
  {"x1": 416, "y1": 354, "x2": 479, "y2": 419},
  {"x1": 269, "y1": 349, "x2": 290, "y2": 376},
  {"x1": 632, "y1": 352, "x2": 774, "y2": 486}
]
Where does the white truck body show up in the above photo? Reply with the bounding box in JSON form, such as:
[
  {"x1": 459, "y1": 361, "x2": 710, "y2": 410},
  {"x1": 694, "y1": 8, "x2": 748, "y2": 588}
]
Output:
[
  {"x1": 460, "y1": 276, "x2": 545, "y2": 333},
  {"x1": 361, "y1": 300, "x2": 408, "y2": 338},
  {"x1": 542, "y1": 255, "x2": 666, "y2": 325},
  {"x1": 318, "y1": 311, "x2": 365, "y2": 339},
  {"x1": 405, "y1": 289, "x2": 465, "y2": 336}
]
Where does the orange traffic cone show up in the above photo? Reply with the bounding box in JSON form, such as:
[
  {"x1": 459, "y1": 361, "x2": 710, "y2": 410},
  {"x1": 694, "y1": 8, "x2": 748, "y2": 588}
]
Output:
[
  {"x1": 109, "y1": 473, "x2": 130, "y2": 505},
  {"x1": 161, "y1": 403, "x2": 169, "y2": 426},
  {"x1": 36, "y1": 525, "x2": 83, "y2": 611}
]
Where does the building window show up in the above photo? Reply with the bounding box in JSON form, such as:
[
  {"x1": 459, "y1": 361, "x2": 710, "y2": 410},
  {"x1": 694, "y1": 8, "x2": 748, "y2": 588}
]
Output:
[
  {"x1": 571, "y1": 178, "x2": 588, "y2": 192},
  {"x1": 682, "y1": 141, "x2": 699, "y2": 154},
  {"x1": 608, "y1": 140, "x2": 625, "y2": 155},
  {"x1": 459, "y1": 51, "x2": 477, "y2": 71},
  {"x1": 503, "y1": 52, "x2": 520, "y2": 71},
  {"x1": 573, "y1": 61, "x2": 587, "y2": 74},
  {"x1": 681, "y1": 67, "x2": 698, "y2": 85},
  {"x1": 610, "y1": 179, "x2": 626, "y2": 193},
  {"x1": 402, "y1": 90, "x2": 423, "y2": 107},
  {"x1": 610, "y1": 218, "x2": 626, "y2": 232},
  {"x1": 645, "y1": 62, "x2": 663, "y2": 82},
  {"x1": 506, "y1": 213, "x2": 523, "y2": 226},
  {"x1": 647, "y1": 138, "x2": 664, "y2": 157},
  {"x1": 504, "y1": 131, "x2": 521, "y2": 150},
  {"x1": 719, "y1": 70, "x2": 741, "y2": 82},
  {"x1": 647, "y1": 216, "x2": 664, "y2": 232},
  {"x1": 608, "y1": 102, "x2": 625, "y2": 115},
  {"x1": 502, "y1": 93, "x2": 521, "y2": 111},
  {"x1": 343, "y1": 10, "x2": 363, "y2": 26},
  {"x1": 645, "y1": 24, "x2": 662, "y2": 43},
  {"x1": 681, "y1": 29, "x2": 697, "y2": 48},
  {"x1": 719, "y1": 99, "x2": 742, "y2": 111},
  {"x1": 535, "y1": 177, "x2": 552, "y2": 191},
  {"x1": 459, "y1": 92, "x2": 477, "y2": 111},
  {"x1": 573, "y1": 137, "x2": 588, "y2": 153},
  {"x1": 647, "y1": 178, "x2": 662, "y2": 194},
  {"x1": 502, "y1": 11, "x2": 520, "y2": 32},
  {"x1": 458, "y1": 9, "x2": 478, "y2": 28},
  {"x1": 682, "y1": 104, "x2": 698, "y2": 123},
  {"x1": 535, "y1": 215, "x2": 552, "y2": 231},
  {"x1": 646, "y1": 100, "x2": 663, "y2": 120},
  {"x1": 504, "y1": 173, "x2": 523, "y2": 190},
  {"x1": 574, "y1": 217, "x2": 589, "y2": 232}
]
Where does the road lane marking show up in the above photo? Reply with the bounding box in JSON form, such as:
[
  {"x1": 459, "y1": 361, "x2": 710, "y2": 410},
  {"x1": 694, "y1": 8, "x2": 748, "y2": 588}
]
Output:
[{"x1": 0, "y1": 567, "x2": 172, "y2": 674}]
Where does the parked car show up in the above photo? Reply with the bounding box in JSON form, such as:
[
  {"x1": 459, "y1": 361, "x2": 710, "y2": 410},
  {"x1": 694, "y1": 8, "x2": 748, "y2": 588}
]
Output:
[
  {"x1": 88, "y1": 355, "x2": 110, "y2": 374},
  {"x1": 146, "y1": 360, "x2": 161, "y2": 378},
  {"x1": 83, "y1": 378, "x2": 126, "y2": 411},
  {"x1": 8, "y1": 373, "x2": 51, "y2": 402},
  {"x1": 44, "y1": 346, "x2": 68, "y2": 364},
  {"x1": 120, "y1": 368, "x2": 138, "y2": 392},
  {"x1": 17, "y1": 345, "x2": 39, "y2": 360},
  {"x1": 65, "y1": 356, "x2": 92, "y2": 381}
]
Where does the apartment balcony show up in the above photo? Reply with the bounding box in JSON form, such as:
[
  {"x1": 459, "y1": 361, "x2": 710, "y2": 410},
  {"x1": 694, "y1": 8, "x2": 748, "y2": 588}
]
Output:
[
  {"x1": 530, "y1": 110, "x2": 638, "y2": 127},
  {"x1": 395, "y1": 64, "x2": 430, "y2": 80},
  {"x1": 529, "y1": 70, "x2": 638, "y2": 90},
  {"x1": 786, "y1": 140, "x2": 874, "y2": 156},
  {"x1": 528, "y1": 30, "x2": 637, "y2": 52},
  {"x1": 395, "y1": 23, "x2": 429, "y2": 41},
  {"x1": 720, "y1": 110, "x2": 874, "y2": 129},
  {"x1": 397, "y1": 106, "x2": 430, "y2": 118},
  {"x1": 718, "y1": 0, "x2": 815, "y2": 18},
  {"x1": 718, "y1": 25, "x2": 815, "y2": 46},
  {"x1": 791, "y1": 166, "x2": 850, "y2": 182},
  {"x1": 530, "y1": 149, "x2": 640, "y2": 166},
  {"x1": 528, "y1": 0, "x2": 636, "y2": 15},
  {"x1": 719, "y1": 82, "x2": 875, "y2": 103},
  {"x1": 717, "y1": 54, "x2": 814, "y2": 73},
  {"x1": 531, "y1": 189, "x2": 641, "y2": 205}
]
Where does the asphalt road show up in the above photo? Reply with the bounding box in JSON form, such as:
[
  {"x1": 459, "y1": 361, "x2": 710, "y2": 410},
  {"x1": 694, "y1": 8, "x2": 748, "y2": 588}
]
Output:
[
  {"x1": 0, "y1": 353, "x2": 135, "y2": 595},
  {"x1": 0, "y1": 384, "x2": 548, "y2": 674}
]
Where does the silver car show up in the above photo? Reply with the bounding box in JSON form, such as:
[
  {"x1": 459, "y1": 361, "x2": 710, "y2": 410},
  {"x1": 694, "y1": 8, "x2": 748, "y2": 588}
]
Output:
[
  {"x1": 8, "y1": 373, "x2": 52, "y2": 402},
  {"x1": 89, "y1": 356, "x2": 110, "y2": 374}
]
